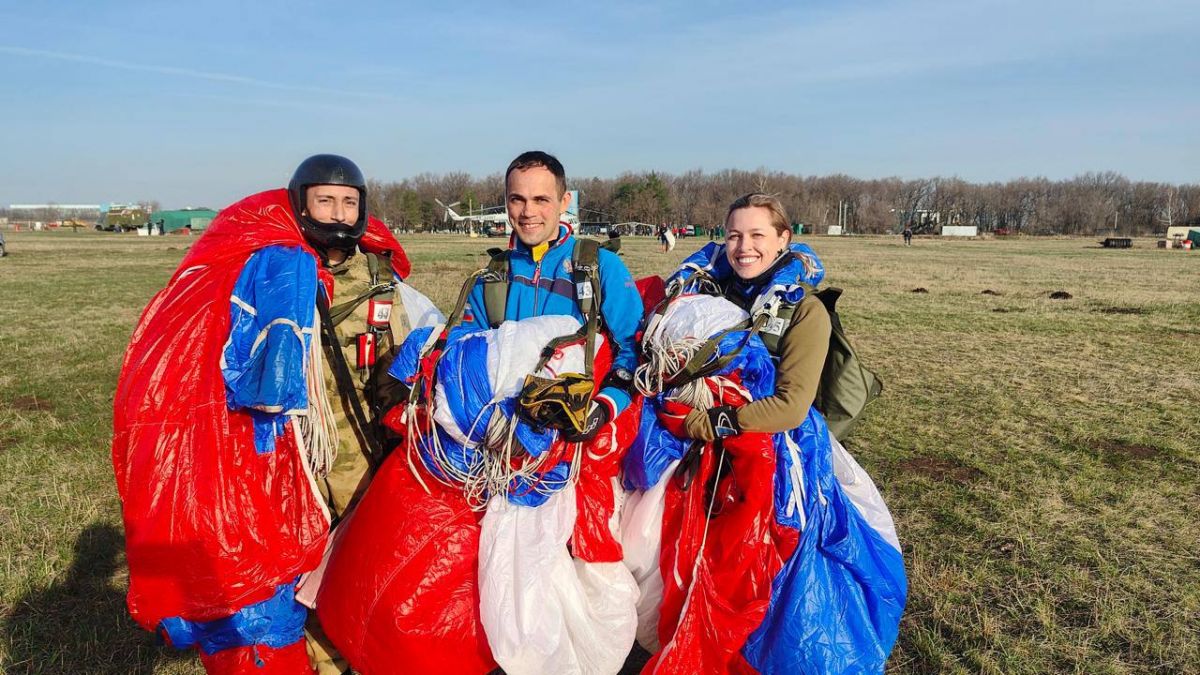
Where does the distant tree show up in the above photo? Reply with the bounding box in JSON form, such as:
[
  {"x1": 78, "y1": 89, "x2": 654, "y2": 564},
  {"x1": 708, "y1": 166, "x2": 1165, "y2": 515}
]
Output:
[{"x1": 357, "y1": 168, "x2": 1195, "y2": 237}]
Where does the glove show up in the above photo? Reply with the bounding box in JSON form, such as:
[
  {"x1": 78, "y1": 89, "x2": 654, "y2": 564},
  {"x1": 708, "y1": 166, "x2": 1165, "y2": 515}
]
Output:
[
  {"x1": 683, "y1": 404, "x2": 742, "y2": 442},
  {"x1": 562, "y1": 401, "x2": 611, "y2": 442}
]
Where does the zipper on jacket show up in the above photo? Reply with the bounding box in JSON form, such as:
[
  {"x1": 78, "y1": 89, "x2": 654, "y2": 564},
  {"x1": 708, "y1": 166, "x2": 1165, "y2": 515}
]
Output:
[{"x1": 532, "y1": 259, "x2": 542, "y2": 308}]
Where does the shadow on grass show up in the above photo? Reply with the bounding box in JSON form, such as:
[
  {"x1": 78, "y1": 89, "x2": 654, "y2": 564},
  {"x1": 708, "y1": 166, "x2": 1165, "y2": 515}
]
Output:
[{"x1": 2, "y1": 523, "x2": 188, "y2": 674}]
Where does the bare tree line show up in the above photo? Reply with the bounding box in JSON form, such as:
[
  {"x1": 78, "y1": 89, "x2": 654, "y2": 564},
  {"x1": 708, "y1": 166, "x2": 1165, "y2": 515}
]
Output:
[
  {"x1": 5, "y1": 173, "x2": 1194, "y2": 236},
  {"x1": 365, "y1": 170, "x2": 1199, "y2": 236}
]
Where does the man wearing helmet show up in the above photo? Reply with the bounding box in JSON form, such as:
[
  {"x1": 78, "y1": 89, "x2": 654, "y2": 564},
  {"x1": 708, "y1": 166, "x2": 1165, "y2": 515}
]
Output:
[{"x1": 113, "y1": 154, "x2": 414, "y2": 674}]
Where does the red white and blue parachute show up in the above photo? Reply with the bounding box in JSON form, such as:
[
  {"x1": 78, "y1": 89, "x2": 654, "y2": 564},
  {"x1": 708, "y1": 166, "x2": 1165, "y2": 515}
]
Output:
[
  {"x1": 316, "y1": 315, "x2": 643, "y2": 674},
  {"x1": 623, "y1": 243, "x2": 907, "y2": 674}
]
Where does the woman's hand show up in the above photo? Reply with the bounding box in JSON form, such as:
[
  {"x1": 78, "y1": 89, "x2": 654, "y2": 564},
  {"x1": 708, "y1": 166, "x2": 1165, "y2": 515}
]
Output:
[{"x1": 659, "y1": 401, "x2": 742, "y2": 442}]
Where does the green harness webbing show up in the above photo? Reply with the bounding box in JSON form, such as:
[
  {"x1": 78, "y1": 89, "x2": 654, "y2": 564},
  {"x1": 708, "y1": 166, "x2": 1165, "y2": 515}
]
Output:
[
  {"x1": 434, "y1": 238, "x2": 605, "y2": 378},
  {"x1": 327, "y1": 252, "x2": 395, "y2": 328},
  {"x1": 315, "y1": 292, "x2": 383, "y2": 474}
]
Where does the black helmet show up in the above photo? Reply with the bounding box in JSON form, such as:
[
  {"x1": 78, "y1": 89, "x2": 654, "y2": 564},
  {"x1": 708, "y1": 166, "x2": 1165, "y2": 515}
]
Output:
[{"x1": 287, "y1": 154, "x2": 368, "y2": 254}]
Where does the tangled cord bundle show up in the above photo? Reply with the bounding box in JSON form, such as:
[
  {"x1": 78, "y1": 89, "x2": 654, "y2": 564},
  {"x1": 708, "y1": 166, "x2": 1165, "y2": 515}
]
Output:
[
  {"x1": 402, "y1": 315, "x2": 594, "y2": 510},
  {"x1": 635, "y1": 293, "x2": 750, "y2": 405},
  {"x1": 414, "y1": 405, "x2": 581, "y2": 510}
]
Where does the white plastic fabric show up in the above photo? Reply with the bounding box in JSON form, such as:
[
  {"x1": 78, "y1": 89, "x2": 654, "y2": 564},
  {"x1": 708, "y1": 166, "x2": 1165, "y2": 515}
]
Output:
[
  {"x1": 479, "y1": 484, "x2": 639, "y2": 675},
  {"x1": 486, "y1": 315, "x2": 586, "y2": 399},
  {"x1": 651, "y1": 294, "x2": 747, "y2": 346},
  {"x1": 619, "y1": 459, "x2": 679, "y2": 653},
  {"x1": 432, "y1": 315, "x2": 583, "y2": 447},
  {"x1": 395, "y1": 281, "x2": 446, "y2": 329},
  {"x1": 829, "y1": 433, "x2": 902, "y2": 551}
]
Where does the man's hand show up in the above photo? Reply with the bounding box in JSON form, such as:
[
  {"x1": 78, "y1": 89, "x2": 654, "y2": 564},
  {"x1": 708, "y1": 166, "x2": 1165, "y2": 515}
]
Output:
[{"x1": 562, "y1": 401, "x2": 611, "y2": 442}]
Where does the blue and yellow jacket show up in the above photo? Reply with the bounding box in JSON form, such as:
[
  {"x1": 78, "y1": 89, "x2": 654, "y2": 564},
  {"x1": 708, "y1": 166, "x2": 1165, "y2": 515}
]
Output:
[{"x1": 461, "y1": 224, "x2": 642, "y2": 416}]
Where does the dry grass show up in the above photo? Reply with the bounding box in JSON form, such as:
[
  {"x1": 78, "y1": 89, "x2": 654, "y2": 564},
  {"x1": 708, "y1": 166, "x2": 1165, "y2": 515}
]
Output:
[{"x1": 1, "y1": 230, "x2": 1197, "y2": 674}]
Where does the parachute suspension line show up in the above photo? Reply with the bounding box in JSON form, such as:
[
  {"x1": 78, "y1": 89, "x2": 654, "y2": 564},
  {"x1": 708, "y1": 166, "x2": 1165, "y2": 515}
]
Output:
[
  {"x1": 635, "y1": 335, "x2": 712, "y2": 397},
  {"x1": 402, "y1": 406, "x2": 433, "y2": 495},
  {"x1": 299, "y1": 306, "x2": 338, "y2": 477}
]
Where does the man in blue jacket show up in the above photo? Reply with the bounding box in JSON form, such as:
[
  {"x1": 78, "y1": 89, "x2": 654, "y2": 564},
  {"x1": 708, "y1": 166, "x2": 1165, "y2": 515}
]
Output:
[{"x1": 460, "y1": 150, "x2": 642, "y2": 439}]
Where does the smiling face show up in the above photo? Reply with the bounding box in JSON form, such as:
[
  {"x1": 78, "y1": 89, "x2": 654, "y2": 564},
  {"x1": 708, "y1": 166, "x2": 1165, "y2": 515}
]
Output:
[
  {"x1": 506, "y1": 166, "x2": 571, "y2": 247},
  {"x1": 724, "y1": 205, "x2": 791, "y2": 279}
]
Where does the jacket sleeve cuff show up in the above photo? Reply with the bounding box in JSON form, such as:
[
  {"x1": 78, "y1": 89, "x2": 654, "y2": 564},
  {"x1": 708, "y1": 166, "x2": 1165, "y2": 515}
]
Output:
[{"x1": 595, "y1": 389, "x2": 626, "y2": 417}]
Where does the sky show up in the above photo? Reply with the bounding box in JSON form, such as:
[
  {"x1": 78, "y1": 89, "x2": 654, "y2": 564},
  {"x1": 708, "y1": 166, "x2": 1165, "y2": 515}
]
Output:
[{"x1": 0, "y1": 0, "x2": 1196, "y2": 208}]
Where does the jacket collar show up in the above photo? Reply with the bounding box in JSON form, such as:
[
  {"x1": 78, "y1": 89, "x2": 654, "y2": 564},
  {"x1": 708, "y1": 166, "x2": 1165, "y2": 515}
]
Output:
[{"x1": 508, "y1": 223, "x2": 573, "y2": 255}]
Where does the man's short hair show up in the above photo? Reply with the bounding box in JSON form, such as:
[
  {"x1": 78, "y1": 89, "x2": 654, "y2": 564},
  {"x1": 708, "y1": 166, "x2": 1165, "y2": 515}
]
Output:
[{"x1": 506, "y1": 151, "x2": 567, "y2": 196}]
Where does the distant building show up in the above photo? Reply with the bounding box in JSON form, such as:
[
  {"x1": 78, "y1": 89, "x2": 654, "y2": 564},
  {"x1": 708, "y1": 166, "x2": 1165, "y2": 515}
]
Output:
[
  {"x1": 941, "y1": 225, "x2": 979, "y2": 237},
  {"x1": 1165, "y1": 225, "x2": 1200, "y2": 241},
  {"x1": 149, "y1": 208, "x2": 218, "y2": 234}
]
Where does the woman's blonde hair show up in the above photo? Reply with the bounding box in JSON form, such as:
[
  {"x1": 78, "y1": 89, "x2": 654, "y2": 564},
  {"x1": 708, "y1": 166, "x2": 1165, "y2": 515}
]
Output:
[{"x1": 725, "y1": 193, "x2": 790, "y2": 237}]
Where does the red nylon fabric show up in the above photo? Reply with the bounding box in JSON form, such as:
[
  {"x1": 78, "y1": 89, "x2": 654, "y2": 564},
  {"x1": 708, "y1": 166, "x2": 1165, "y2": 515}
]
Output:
[
  {"x1": 635, "y1": 275, "x2": 667, "y2": 317},
  {"x1": 316, "y1": 325, "x2": 647, "y2": 671},
  {"x1": 645, "y1": 383, "x2": 799, "y2": 675},
  {"x1": 197, "y1": 640, "x2": 312, "y2": 675},
  {"x1": 315, "y1": 453, "x2": 496, "y2": 675},
  {"x1": 112, "y1": 189, "x2": 410, "y2": 631},
  {"x1": 570, "y1": 398, "x2": 641, "y2": 563}
]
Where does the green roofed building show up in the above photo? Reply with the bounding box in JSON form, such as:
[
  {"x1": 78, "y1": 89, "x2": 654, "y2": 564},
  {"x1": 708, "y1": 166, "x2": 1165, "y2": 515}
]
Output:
[{"x1": 149, "y1": 208, "x2": 219, "y2": 233}]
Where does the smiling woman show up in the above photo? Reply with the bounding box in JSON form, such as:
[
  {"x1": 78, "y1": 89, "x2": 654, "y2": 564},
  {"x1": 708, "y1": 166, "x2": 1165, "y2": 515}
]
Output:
[{"x1": 724, "y1": 193, "x2": 793, "y2": 280}]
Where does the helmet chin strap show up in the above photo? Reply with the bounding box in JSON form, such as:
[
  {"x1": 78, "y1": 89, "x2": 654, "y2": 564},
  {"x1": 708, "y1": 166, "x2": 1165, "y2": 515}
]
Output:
[{"x1": 299, "y1": 212, "x2": 359, "y2": 265}]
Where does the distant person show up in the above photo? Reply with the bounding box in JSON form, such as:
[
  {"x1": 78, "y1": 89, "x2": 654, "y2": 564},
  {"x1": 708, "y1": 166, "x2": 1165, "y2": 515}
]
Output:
[
  {"x1": 903, "y1": 225, "x2": 913, "y2": 246},
  {"x1": 112, "y1": 154, "x2": 417, "y2": 674},
  {"x1": 607, "y1": 225, "x2": 623, "y2": 253}
]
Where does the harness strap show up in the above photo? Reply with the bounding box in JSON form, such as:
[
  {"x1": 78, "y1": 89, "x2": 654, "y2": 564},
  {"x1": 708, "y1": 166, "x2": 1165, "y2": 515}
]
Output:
[
  {"x1": 665, "y1": 312, "x2": 770, "y2": 388},
  {"x1": 315, "y1": 292, "x2": 383, "y2": 472},
  {"x1": 482, "y1": 250, "x2": 511, "y2": 328},
  {"x1": 327, "y1": 252, "x2": 396, "y2": 327}
]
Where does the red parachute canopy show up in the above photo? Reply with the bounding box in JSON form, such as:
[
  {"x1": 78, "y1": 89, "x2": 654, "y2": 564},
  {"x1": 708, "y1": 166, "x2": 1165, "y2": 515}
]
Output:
[{"x1": 112, "y1": 189, "x2": 410, "y2": 629}]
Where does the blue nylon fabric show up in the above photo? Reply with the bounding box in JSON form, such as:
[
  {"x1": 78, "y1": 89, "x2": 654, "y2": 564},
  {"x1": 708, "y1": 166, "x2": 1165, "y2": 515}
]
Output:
[
  {"x1": 388, "y1": 325, "x2": 435, "y2": 385},
  {"x1": 670, "y1": 241, "x2": 826, "y2": 293},
  {"x1": 743, "y1": 410, "x2": 908, "y2": 674},
  {"x1": 622, "y1": 397, "x2": 687, "y2": 490},
  {"x1": 436, "y1": 332, "x2": 499, "y2": 446},
  {"x1": 514, "y1": 418, "x2": 557, "y2": 458},
  {"x1": 461, "y1": 227, "x2": 642, "y2": 414},
  {"x1": 222, "y1": 245, "x2": 317, "y2": 454},
  {"x1": 158, "y1": 581, "x2": 307, "y2": 655}
]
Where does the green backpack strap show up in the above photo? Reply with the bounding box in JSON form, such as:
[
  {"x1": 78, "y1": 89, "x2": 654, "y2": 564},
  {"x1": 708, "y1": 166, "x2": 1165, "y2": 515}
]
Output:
[
  {"x1": 665, "y1": 312, "x2": 768, "y2": 388},
  {"x1": 531, "y1": 238, "x2": 603, "y2": 378},
  {"x1": 482, "y1": 249, "x2": 511, "y2": 329},
  {"x1": 427, "y1": 249, "x2": 506, "y2": 357}
]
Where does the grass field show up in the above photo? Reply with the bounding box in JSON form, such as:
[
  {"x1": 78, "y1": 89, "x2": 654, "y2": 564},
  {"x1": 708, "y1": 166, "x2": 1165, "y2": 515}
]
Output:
[{"x1": 1, "y1": 230, "x2": 1197, "y2": 674}]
